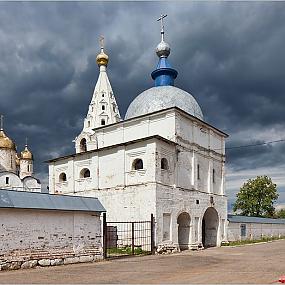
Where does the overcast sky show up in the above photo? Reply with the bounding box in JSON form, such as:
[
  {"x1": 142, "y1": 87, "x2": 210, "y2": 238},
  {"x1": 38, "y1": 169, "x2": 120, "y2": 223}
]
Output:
[{"x1": 0, "y1": 2, "x2": 285, "y2": 210}]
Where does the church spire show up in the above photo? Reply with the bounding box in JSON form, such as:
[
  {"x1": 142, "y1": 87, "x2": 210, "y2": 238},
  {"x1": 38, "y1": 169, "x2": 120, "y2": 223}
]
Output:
[
  {"x1": 151, "y1": 14, "x2": 178, "y2": 87},
  {"x1": 75, "y1": 36, "x2": 121, "y2": 153}
]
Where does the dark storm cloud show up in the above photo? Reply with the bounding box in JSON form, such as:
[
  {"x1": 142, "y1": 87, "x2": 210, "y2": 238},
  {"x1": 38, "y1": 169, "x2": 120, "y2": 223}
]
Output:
[{"x1": 1, "y1": 2, "x2": 285, "y2": 205}]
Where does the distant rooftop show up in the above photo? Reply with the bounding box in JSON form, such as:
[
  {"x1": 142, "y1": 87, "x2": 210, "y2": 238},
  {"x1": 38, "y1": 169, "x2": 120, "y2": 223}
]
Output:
[
  {"x1": 228, "y1": 214, "x2": 285, "y2": 224},
  {"x1": 0, "y1": 189, "x2": 105, "y2": 213}
]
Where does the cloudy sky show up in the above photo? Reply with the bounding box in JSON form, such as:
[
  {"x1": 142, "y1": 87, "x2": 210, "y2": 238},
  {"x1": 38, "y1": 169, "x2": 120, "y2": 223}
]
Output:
[{"x1": 1, "y1": 2, "x2": 285, "y2": 210}]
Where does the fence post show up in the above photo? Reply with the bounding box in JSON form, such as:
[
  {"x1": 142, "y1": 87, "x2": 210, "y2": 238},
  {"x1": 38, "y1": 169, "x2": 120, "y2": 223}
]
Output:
[
  {"x1": 131, "y1": 222, "x2": 135, "y2": 255},
  {"x1": 103, "y1": 212, "x2": 107, "y2": 259},
  {"x1": 151, "y1": 213, "x2": 155, "y2": 254}
]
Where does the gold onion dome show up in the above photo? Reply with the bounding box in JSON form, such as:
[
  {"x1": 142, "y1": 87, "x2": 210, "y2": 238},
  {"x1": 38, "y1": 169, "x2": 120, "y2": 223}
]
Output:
[
  {"x1": 21, "y1": 144, "x2": 33, "y2": 160},
  {"x1": 0, "y1": 130, "x2": 16, "y2": 150},
  {"x1": 96, "y1": 48, "x2": 109, "y2": 66}
]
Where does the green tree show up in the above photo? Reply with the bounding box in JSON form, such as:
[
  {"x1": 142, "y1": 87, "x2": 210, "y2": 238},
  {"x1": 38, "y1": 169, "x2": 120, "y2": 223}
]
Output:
[
  {"x1": 276, "y1": 209, "x2": 285, "y2": 218},
  {"x1": 233, "y1": 175, "x2": 278, "y2": 217}
]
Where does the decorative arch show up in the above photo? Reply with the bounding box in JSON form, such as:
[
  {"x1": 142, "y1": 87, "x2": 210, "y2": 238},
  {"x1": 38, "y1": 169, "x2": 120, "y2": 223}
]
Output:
[
  {"x1": 132, "y1": 158, "x2": 143, "y2": 170},
  {"x1": 202, "y1": 207, "x2": 219, "y2": 248},
  {"x1": 177, "y1": 212, "x2": 191, "y2": 250},
  {"x1": 80, "y1": 138, "x2": 87, "y2": 152},
  {"x1": 59, "y1": 172, "x2": 67, "y2": 182},
  {"x1": 80, "y1": 168, "x2": 90, "y2": 178},
  {"x1": 161, "y1": 158, "x2": 169, "y2": 170}
]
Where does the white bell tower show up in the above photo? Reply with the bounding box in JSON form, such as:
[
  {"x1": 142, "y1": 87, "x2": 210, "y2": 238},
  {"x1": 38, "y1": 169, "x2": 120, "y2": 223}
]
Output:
[{"x1": 75, "y1": 36, "x2": 121, "y2": 153}]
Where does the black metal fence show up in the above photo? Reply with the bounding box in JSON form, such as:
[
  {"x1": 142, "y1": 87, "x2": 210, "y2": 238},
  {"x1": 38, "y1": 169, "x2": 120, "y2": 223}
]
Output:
[{"x1": 103, "y1": 213, "x2": 155, "y2": 259}]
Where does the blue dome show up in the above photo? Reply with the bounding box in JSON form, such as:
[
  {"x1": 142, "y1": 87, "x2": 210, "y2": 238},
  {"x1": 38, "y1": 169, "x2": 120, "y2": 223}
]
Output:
[{"x1": 125, "y1": 85, "x2": 203, "y2": 120}]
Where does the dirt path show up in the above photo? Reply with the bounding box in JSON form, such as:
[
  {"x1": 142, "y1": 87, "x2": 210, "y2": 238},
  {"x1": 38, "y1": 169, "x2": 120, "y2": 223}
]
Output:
[{"x1": 1, "y1": 240, "x2": 285, "y2": 284}]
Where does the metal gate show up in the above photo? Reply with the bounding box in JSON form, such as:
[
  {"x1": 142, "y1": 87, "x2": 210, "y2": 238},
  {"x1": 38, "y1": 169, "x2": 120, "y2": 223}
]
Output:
[{"x1": 103, "y1": 213, "x2": 155, "y2": 258}]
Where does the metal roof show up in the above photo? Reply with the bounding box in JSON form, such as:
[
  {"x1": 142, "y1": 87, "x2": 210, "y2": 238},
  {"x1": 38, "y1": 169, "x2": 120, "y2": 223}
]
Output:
[
  {"x1": 0, "y1": 189, "x2": 105, "y2": 213},
  {"x1": 228, "y1": 214, "x2": 285, "y2": 224}
]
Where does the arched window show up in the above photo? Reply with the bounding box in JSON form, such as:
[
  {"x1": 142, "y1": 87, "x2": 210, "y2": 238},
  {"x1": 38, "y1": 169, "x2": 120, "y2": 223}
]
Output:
[
  {"x1": 161, "y1": 158, "x2": 169, "y2": 170},
  {"x1": 132, "y1": 159, "x2": 143, "y2": 170},
  {"x1": 102, "y1": 105, "x2": 105, "y2": 111},
  {"x1": 212, "y1": 169, "x2": 215, "y2": 183},
  {"x1": 197, "y1": 164, "x2": 200, "y2": 180},
  {"x1": 80, "y1": 138, "x2": 87, "y2": 152},
  {"x1": 59, "y1": 172, "x2": 67, "y2": 182},
  {"x1": 80, "y1": 168, "x2": 90, "y2": 178},
  {"x1": 101, "y1": 119, "x2": 106, "y2": 126}
]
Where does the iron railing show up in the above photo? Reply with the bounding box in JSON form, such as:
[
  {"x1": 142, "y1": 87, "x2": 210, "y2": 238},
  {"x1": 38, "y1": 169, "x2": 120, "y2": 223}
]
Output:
[{"x1": 103, "y1": 213, "x2": 155, "y2": 258}]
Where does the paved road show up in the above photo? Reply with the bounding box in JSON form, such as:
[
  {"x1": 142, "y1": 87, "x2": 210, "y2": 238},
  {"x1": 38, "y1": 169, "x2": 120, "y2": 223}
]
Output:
[{"x1": 1, "y1": 240, "x2": 285, "y2": 284}]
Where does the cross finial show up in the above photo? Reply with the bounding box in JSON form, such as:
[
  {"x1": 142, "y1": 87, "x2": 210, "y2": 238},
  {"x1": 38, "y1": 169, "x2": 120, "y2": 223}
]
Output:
[
  {"x1": 25, "y1": 137, "x2": 28, "y2": 147},
  {"x1": 0, "y1": 114, "x2": 3, "y2": 131},
  {"x1": 157, "y1": 14, "x2": 167, "y2": 41},
  {"x1": 99, "y1": 35, "x2": 104, "y2": 51}
]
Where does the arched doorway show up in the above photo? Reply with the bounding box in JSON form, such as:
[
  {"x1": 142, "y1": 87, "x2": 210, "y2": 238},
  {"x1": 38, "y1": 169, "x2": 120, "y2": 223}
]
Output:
[
  {"x1": 177, "y1": 212, "x2": 191, "y2": 250},
  {"x1": 202, "y1": 207, "x2": 219, "y2": 248}
]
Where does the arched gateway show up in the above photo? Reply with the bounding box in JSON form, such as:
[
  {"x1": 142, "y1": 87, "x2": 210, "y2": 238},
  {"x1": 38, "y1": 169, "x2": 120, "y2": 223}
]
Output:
[
  {"x1": 202, "y1": 207, "x2": 219, "y2": 248},
  {"x1": 177, "y1": 212, "x2": 191, "y2": 250}
]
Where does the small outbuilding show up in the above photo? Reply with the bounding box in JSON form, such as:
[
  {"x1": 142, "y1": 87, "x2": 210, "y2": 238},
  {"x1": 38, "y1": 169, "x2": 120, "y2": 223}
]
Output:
[
  {"x1": 227, "y1": 214, "x2": 285, "y2": 241},
  {"x1": 0, "y1": 189, "x2": 105, "y2": 270}
]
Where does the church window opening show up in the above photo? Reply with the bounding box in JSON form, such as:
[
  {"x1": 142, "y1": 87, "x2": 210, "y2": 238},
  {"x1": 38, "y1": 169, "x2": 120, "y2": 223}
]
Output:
[
  {"x1": 132, "y1": 158, "x2": 143, "y2": 170},
  {"x1": 101, "y1": 119, "x2": 106, "y2": 126},
  {"x1": 80, "y1": 168, "x2": 90, "y2": 178},
  {"x1": 5, "y1": 177, "x2": 9, "y2": 185},
  {"x1": 197, "y1": 164, "x2": 200, "y2": 180},
  {"x1": 102, "y1": 93, "x2": 105, "y2": 97},
  {"x1": 80, "y1": 138, "x2": 87, "y2": 152},
  {"x1": 213, "y1": 169, "x2": 215, "y2": 183},
  {"x1": 161, "y1": 158, "x2": 169, "y2": 170},
  {"x1": 27, "y1": 165, "x2": 30, "y2": 172},
  {"x1": 88, "y1": 121, "x2": 90, "y2": 127},
  {"x1": 102, "y1": 105, "x2": 105, "y2": 111},
  {"x1": 59, "y1": 172, "x2": 67, "y2": 182},
  {"x1": 196, "y1": 199, "x2": 200, "y2": 205}
]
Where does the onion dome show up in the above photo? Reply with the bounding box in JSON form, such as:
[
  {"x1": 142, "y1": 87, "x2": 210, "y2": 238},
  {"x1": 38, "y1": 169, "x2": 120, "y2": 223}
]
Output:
[
  {"x1": 0, "y1": 130, "x2": 16, "y2": 150},
  {"x1": 125, "y1": 15, "x2": 203, "y2": 121},
  {"x1": 0, "y1": 115, "x2": 16, "y2": 150},
  {"x1": 20, "y1": 144, "x2": 33, "y2": 160}
]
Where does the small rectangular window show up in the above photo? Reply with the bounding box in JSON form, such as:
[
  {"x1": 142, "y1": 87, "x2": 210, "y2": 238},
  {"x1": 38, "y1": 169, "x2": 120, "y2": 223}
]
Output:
[
  {"x1": 5, "y1": 177, "x2": 9, "y2": 185},
  {"x1": 213, "y1": 169, "x2": 215, "y2": 183}
]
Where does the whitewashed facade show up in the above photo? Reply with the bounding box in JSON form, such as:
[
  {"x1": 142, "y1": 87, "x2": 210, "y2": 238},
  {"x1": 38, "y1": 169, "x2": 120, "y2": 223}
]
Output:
[{"x1": 49, "y1": 107, "x2": 228, "y2": 249}]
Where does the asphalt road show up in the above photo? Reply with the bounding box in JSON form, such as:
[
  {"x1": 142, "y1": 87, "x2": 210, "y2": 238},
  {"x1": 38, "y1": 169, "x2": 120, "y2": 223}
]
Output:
[{"x1": 1, "y1": 240, "x2": 285, "y2": 284}]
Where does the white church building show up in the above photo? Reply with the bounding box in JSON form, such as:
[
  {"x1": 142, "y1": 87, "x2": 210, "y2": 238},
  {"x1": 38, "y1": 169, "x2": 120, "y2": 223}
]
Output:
[
  {"x1": 48, "y1": 20, "x2": 228, "y2": 250},
  {"x1": 0, "y1": 116, "x2": 41, "y2": 192}
]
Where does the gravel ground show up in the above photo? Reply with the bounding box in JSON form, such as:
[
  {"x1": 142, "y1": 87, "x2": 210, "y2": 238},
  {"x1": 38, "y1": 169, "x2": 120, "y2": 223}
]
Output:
[{"x1": 0, "y1": 239, "x2": 284, "y2": 284}]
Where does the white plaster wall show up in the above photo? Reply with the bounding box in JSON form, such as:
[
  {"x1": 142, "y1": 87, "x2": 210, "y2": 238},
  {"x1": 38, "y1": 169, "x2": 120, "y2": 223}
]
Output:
[
  {"x1": 227, "y1": 221, "x2": 285, "y2": 241},
  {"x1": 0, "y1": 209, "x2": 102, "y2": 254},
  {"x1": 0, "y1": 149, "x2": 17, "y2": 173},
  {"x1": 0, "y1": 172, "x2": 23, "y2": 191},
  {"x1": 155, "y1": 183, "x2": 228, "y2": 247},
  {"x1": 19, "y1": 159, "x2": 33, "y2": 179},
  {"x1": 23, "y1": 176, "x2": 41, "y2": 192}
]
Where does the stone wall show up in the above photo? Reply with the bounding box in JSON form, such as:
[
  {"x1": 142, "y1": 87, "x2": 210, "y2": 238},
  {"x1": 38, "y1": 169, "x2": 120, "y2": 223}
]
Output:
[{"x1": 0, "y1": 208, "x2": 102, "y2": 271}]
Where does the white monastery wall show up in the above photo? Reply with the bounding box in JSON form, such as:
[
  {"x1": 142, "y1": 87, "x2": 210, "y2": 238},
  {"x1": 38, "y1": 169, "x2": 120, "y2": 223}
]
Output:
[
  {"x1": 0, "y1": 172, "x2": 22, "y2": 190},
  {"x1": 0, "y1": 209, "x2": 101, "y2": 254},
  {"x1": 0, "y1": 208, "x2": 102, "y2": 270},
  {"x1": 228, "y1": 221, "x2": 285, "y2": 241}
]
